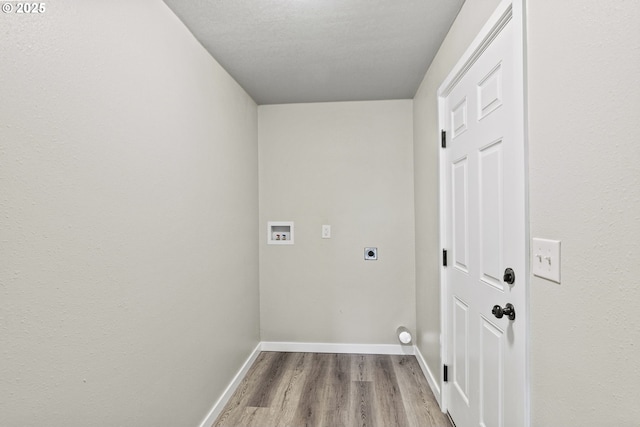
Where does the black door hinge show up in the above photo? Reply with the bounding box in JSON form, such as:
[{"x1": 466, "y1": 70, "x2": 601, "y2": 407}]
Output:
[
  {"x1": 443, "y1": 249, "x2": 448, "y2": 267},
  {"x1": 441, "y1": 130, "x2": 447, "y2": 148},
  {"x1": 444, "y1": 364, "x2": 449, "y2": 382}
]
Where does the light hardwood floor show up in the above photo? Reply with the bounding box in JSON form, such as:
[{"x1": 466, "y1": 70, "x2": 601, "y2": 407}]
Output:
[{"x1": 213, "y1": 352, "x2": 452, "y2": 427}]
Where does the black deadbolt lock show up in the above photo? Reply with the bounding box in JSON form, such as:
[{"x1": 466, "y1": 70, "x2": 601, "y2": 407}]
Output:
[{"x1": 503, "y1": 268, "x2": 515, "y2": 284}]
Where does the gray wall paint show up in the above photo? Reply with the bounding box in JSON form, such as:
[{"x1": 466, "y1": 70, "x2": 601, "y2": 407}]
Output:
[
  {"x1": 0, "y1": 1, "x2": 259, "y2": 426},
  {"x1": 413, "y1": 0, "x2": 502, "y2": 385},
  {"x1": 414, "y1": 0, "x2": 640, "y2": 423},
  {"x1": 3, "y1": 0, "x2": 637, "y2": 425},
  {"x1": 527, "y1": 0, "x2": 640, "y2": 425},
  {"x1": 258, "y1": 101, "x2": 416, "y2": 344}
]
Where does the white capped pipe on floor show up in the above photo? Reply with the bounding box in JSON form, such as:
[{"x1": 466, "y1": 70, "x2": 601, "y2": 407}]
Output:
[{"x1": 396, "y1": 326, "x2": 412, "y2": 345}]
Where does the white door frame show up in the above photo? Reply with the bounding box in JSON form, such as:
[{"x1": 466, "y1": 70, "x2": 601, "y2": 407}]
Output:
[{"x1": 437, "y1": 0, "x2": 530, "y2": 424}]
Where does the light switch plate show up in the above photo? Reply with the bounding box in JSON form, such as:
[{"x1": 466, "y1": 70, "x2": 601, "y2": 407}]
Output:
[
  {"x1": 532, "y1": 238, "x2": 561, "y2": 283},
  {"x1": 322, "y1": 225, "x2": 331, "y2": 239}
]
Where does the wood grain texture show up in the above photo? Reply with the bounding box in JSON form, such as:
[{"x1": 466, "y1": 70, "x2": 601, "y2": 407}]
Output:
[
  {"x1": 372, "y1": 355, "x2": 410, "y2": 426},
  {"x1": 214, "y1": 352, "x2": 452, "y2": 427}
]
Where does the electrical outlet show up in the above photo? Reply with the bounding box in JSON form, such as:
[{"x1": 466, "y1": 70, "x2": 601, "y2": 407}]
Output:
[
  {"x1": 322, "y1": 225, "x2": 331, "y2": 239},
  {"x1": 532, "y1": 238, "x2": 561, "y2": 283},
  {"x1": 364, "y1": 247, "x2": 377, "y2": 260}
]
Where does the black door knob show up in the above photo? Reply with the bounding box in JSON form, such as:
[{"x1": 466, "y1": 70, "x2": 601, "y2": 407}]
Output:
[
  {"x1": 503, "y1": 268, "x2": 515, "y2": 284},
  {"x1": 492, "y1": 303, "x2": 516, "y2": 320}
]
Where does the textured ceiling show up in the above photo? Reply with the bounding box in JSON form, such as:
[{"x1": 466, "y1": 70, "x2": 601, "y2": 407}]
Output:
[{"x1": 162, "y1": 0, "x2": 465, "y2": 105}]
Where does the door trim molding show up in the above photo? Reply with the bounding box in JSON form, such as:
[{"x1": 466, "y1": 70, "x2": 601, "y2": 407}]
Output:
[
  {"x1": 438, "y1": 3, "x2": 514, "y2": 99},
  {"x1": 437, "y1": 0, "x2": 529, "y2": 424}
]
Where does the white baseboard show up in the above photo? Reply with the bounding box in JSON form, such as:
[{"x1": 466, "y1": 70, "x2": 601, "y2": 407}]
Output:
[
  {"x1": 198, "y1": 342, "x2": 262, "y2": 427},
  {"x1": 261, "y1": 341, "x2": 414, "y2": 355},
  {"x1": 414, "y1": 346, "x2": 443, "y2": 408}
]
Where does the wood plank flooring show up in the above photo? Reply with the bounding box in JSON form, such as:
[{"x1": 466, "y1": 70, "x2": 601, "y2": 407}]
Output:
[{"x1": 213, "y1": 352, "x2": 452, "y2": 427}]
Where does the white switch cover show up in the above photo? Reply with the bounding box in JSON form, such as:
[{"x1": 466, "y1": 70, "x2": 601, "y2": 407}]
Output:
[
  {"x1": 532, "y1": 238, "x2": 561, "y2": 283},
  {"x1": 322, "y1": 225, "x2": 331, "y2": 239}
]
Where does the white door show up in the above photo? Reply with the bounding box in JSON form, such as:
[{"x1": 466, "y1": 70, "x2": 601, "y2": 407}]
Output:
[{"x1": 440, "y1": 2, "x2": 527, "y2": 427}]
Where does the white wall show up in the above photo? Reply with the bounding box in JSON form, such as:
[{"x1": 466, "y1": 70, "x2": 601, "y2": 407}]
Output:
[
  {"x1": 259, "y1": 101, "x2": 415, "y2": 344},
  {"x1": 0, "y1": 1, "x2": 259, "y2": 426},
  {"x1": 413, "y1": 0, "x2": 502, "y2": 385},
  {"x1": 527, "y1": 0, "x2": 640, "y2": 425}
]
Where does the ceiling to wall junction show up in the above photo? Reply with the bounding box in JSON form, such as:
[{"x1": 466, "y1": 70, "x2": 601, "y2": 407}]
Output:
[{"x1": 162, "y1": 0, "x2": 465, "y2": 105}]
